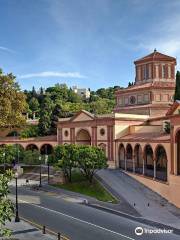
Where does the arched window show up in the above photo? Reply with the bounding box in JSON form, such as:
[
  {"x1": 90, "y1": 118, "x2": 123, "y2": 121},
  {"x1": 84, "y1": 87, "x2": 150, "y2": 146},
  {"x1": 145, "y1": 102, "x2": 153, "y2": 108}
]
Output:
[
  {"x1": 76, "y1": 129, "x2": 91, "y2": 145},
  {"x1": 119, "y1": 144, "x2": 125, "y2": 170},
  {"x1": 144, "y1": 145, "x2": 154, "y2": 178},
  {"x1": 155, "y1": 145, "x2": 167, "y2": 181}
]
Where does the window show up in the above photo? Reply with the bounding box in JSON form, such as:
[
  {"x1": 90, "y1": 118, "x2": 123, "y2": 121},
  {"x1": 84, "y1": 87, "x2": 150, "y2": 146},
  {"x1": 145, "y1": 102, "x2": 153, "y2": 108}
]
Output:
[
  {"x1": 137, "y1": 67, "x2": 141, "y2": 81},
  {"x1": 100, "y1": 128, "x2": 105, "y2": 136},
  {"x1": 155, "y1": 65, "x2": 159, "y2": 78},
  {"x1": 64, "y1": 130, "x2": 69, "y2": 137},
  {"x1": 162, "y1": 65, "x2": 166, "y2": 78},
  {"x1": 143, "y1": 65, "x2": 146, "y2": 79},
  {"x1": 148, "y1": 64, "x2": 152, "y2": 78}
]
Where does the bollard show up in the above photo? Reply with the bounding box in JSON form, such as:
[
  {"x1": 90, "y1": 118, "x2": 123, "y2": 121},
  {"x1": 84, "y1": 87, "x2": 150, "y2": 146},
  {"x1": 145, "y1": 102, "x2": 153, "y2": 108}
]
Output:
[
  {"x1": 43, "y1": 225, "x2": 46, "y2": 234},
  {"x1": 58, "y1": 232, "x2": 61, "y2": 240}
]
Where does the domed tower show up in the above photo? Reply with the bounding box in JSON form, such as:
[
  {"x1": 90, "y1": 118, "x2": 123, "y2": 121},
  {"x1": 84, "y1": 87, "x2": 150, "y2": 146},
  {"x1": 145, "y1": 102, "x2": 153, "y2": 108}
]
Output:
[{"x1": 114, "y1": 50, "x2": 177, "y2": 116}]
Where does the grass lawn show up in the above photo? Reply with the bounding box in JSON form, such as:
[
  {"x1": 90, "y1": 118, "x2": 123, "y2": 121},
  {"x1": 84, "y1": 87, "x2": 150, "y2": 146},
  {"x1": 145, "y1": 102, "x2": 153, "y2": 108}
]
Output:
[{"x1": 53, "y1": 171, "x2": 118, "y2": 203}]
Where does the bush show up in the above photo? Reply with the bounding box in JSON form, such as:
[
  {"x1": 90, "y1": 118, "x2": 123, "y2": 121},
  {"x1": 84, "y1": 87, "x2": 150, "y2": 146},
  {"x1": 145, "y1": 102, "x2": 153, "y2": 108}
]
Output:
[
  {"x1": 54, "y1": 144, "x2": 108, "y2": 183},
  {"x1": 20, "y1": 125, "x2": 39, "y2": 138}
]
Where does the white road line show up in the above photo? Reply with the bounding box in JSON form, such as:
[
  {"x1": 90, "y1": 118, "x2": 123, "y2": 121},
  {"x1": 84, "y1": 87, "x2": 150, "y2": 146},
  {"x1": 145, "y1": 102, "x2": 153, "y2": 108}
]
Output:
[{"x1": 11, "y1": 196, "x2": 135, "y2": 240}]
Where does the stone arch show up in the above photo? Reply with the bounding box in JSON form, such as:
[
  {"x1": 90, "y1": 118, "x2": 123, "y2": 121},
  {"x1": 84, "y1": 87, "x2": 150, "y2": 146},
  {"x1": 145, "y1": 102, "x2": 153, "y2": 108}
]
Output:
[
  {"x1": 119, "y1": 143, "x2": 125, "y2": 169},
  {"x1": 26, "y1": 144, "x2": 39, "y2": 151},
  {"x1": 155, "y1": 145, "x2": 167, "y2": 181},
  {"x1": 40, "y1": 144, "x2": 53, "y2": 155},
  {"x1": 76, "y1": 129, "x2": 91, "y2": 145},
  {"x1": 144, "y1": 144, "x2": 154, "y2": 178},
  {"x1": 175, "y1": 129, "x2": 180, "y2": 175},
  {"x1": 134, "y1": 144, "x2": 143, "y2": 174},
  {"x1": 126, "y1": 143, "x2": 133, "y2": 171}
]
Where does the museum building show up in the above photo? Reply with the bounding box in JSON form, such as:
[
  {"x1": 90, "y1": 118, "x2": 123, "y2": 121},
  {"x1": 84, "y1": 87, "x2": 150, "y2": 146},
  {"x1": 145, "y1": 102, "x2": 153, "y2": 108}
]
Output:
[{"x1": 57, "y1": 50, "x2": 180, "y2": 207}]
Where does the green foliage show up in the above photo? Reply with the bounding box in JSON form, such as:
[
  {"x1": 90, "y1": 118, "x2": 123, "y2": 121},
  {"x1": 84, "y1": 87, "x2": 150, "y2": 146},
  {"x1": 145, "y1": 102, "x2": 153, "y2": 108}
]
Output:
[
  {"x1": 0, "y1": 170, "x2": 14, "y2": 237},
  {"x1": 22, "y1": 150, "x2": 41, "y2": 165},
  {"x1": 54, "y1": 144, "x2": 108, "y2": 183},
  {"x1": 54, "y1": 171, "x2": 117, "y2": 203},
  {"x1": 38, "y1": 96, "x2": 54, "y2": 136},
  {"x1": 54, "y1": 145, "x2": 79, "y2": 182},
  {"x1": 164, "y1": 121, "x2": 170, "y2": 134},
  {"x1": 20, "y1": 125, "x2": 39, "y2": 138},
  {"x1": 77, "y1": 145, "x2": 108, "y2": 183},
  {"x1": 174, "y1": 71, "x2": 180, "y2": 101},
  {"x1": 6, "y1": 130, "x2": 19, "y2": 137},
  {"x1": 0, "y1": 70, "x2": 27, "y2": 128},
  {"x1": 28, "y1": 97, "x2": 40, "y2": 112},
  {"x1": 90, "y1": 98, "x2": 115, "y2": 114},
  {"x1": 0, "y1": 144, "x2": 25, "y2": 165}
]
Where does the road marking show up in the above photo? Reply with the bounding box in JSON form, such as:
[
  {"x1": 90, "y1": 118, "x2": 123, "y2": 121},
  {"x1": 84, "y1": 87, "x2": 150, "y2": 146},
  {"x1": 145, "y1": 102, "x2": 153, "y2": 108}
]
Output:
[{"x1": 11, "y1": 196, "x2": 135, "y2": 240}]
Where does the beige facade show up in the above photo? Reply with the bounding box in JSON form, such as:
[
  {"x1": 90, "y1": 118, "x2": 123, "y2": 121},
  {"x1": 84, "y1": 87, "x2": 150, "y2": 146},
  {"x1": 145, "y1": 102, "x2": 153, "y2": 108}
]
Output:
[{"x1": 56, "y1": 51, "x2": 180, "y2": 208}]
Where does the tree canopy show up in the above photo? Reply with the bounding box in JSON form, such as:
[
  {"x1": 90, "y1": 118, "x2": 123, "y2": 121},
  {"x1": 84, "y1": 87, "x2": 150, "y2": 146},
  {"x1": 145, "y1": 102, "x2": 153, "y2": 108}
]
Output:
[
  {"x1": 174, "y1": 71, "x2": 180, "y2": 101},
  {"x1": 0, "y1": 70, "x2": 27, "y2": 128}
]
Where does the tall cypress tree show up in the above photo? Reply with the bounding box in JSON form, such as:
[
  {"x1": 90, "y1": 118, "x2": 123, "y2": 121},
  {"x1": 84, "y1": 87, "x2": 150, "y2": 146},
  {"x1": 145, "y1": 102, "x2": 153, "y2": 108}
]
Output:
[
  {"x1": 50, "y1": 104, "x2": 63, "y2": 135},
  {"x1": 38, "y1": 96, "x2": 53, "y2": 136},
  {"x1": 174, "y1": 71, "x2": 180, "y2": 101}
]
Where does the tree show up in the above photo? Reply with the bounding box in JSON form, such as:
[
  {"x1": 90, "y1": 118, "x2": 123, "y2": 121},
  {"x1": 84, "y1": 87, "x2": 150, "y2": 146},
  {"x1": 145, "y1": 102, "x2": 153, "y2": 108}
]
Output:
[
  {"x1": 28, "y1": 97, "x2": 39, "y2": 112},
  {"x1": 174, "y1": 71, "x2": 180, "y2": 101},
  {"x1": 22, "y1": 150, "x2": 40, "y2": 165},
  {"x1": 38, "y1": 96, "x2": 54, "y2": 136},
  {"x1": 0, "y1": 70, "x2": 27, "y2": 128},
  {"x1": 50, "y1": 104, "x2": 63, "y2": 134},
  {"x1": 54, "y1": 145, "x2": 78, "y2": 182},
  {"x1": 0, "y1": 170, "x2": 14, "y2": 237},
  {"x1": 78, "y1": 145, "x2": 108, "y2": 183}
]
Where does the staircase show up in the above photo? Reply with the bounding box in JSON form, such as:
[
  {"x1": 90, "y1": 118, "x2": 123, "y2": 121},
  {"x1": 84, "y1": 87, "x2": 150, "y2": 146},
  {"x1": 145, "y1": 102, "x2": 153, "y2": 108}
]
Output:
[{"x1": 19, "y1": 165, "x2": 56, "y2": 183}]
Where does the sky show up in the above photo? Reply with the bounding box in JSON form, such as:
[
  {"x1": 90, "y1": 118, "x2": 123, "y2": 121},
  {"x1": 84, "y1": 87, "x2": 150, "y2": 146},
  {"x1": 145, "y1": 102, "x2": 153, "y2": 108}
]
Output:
[{"x1": 1, "y1": 0, "x2": 180, "y2": 91}]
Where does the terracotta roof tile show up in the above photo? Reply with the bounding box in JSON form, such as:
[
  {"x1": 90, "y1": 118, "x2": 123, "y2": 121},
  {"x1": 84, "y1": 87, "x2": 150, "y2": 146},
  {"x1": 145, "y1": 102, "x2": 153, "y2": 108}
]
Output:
[{"x1": 118, "y1": 132, "x2": 170, "y2": 142}]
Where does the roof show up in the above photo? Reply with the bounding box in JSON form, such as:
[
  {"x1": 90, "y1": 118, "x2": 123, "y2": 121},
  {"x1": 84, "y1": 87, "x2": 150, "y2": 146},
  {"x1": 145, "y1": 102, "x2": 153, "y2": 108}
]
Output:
[
  {"x1": 118, "y1": 132, "x2": 170, "y2": 142},
  {"x1": 134, "y1": 50, "x2": 176, "y2": 64},
  {"x1": 115, "y1": 81, "x2": 175, "y2": 94},
  {"x1": 166, "y1": 100, "x2": 180, "y2": 116}
]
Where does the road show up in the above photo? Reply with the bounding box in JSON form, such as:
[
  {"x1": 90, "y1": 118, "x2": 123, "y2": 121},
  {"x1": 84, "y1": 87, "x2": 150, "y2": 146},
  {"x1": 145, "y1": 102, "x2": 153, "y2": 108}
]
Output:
[{"x1": 10, "y1": 186, "x2": 179, "y2": 240}]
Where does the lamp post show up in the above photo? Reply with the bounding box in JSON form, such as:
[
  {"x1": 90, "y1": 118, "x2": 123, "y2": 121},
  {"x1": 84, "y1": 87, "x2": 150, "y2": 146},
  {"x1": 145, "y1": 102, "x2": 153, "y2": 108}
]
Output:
[
  {"x1": 39, "y1": 155, "x2": 42, "y2": 187},
  {"x1": 3, "y1": 152, "x2": 6, "y2": 171},
  {"x1": 15, "y1": 172, "x2": 20, "y2": 222}
]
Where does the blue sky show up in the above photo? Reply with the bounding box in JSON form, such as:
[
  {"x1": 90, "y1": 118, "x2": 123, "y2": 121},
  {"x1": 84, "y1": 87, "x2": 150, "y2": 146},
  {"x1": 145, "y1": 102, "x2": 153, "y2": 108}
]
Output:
[{"x1": 1, "y1": 0, "x2": 180, "y2": 90}]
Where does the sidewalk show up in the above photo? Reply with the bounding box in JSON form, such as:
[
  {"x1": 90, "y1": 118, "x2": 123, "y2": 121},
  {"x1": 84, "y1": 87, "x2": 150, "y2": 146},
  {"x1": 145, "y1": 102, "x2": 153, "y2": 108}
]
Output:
[
  {"x1": 1, "y1": 219, "x2": 56, "y2": 240},
  {"x1": 96, "y1": 169, "x2": 180, "y2": 229}
]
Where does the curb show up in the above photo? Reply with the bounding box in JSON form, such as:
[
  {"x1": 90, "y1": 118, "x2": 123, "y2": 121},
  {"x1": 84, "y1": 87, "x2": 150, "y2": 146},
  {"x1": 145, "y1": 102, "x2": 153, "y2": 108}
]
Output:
[
  {"x1": 86, "y1": 203, "x2": 180, "y2": 236},
  {"x1": 20, "y1": 216, "x2": 70, "y2": 240}
]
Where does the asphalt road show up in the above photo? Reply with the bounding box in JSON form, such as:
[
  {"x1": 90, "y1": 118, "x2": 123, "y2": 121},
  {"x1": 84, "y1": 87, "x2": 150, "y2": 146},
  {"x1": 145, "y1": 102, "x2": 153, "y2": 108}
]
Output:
[{"x1": 10, "y1": 186, "x2": 179, "y2": 240}]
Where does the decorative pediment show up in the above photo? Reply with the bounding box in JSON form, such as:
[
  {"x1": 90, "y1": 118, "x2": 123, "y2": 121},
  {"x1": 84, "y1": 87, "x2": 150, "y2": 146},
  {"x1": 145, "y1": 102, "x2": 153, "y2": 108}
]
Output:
[{"x1": 71, "y1": 110, "x2": 94, "y2": 122}]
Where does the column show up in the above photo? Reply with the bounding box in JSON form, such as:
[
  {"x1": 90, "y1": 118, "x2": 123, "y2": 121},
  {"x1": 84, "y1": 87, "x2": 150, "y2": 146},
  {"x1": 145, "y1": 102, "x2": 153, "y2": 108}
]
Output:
[
  {"x1": 58, "y1": 128, "x2": 63, "y2": 144},
  {"x1": 143, "y1": 156, "x2": 145, "y2": 175},
  {"x1": 133, "y1": 154, "x2": 135, "y2": 173},
  {"x1": 70, "y1": 128, "x2": 75, "y2": 144},
  {"x1": 153, "y1": 159, "x2": 156, "y2": 179},
  {"x1": 125, "y1": 153, "x2": 127, "y2": 171}
]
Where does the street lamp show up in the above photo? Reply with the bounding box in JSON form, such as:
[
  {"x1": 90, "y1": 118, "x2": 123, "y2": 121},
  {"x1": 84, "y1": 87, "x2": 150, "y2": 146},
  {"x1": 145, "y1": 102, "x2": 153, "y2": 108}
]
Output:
[
  {"x1": 15, "y1": 172, "x2": 20, "y2": 222},
  {"x1": 39, "y1": 155, "x2": 42, "y2": 187},
  {"x1": 3, "y1": 152, "x2": 6, "y2": 171}
]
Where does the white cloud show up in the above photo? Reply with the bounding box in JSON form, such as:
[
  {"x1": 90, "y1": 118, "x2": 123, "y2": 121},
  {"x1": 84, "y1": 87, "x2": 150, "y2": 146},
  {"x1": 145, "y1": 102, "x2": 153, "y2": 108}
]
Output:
[
  {"x1": 18, "y1": 71, "x2": 87, "y2": 79},
  {"x1": 0, "y1": 46, "x2": 16, "y2": 53}
]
